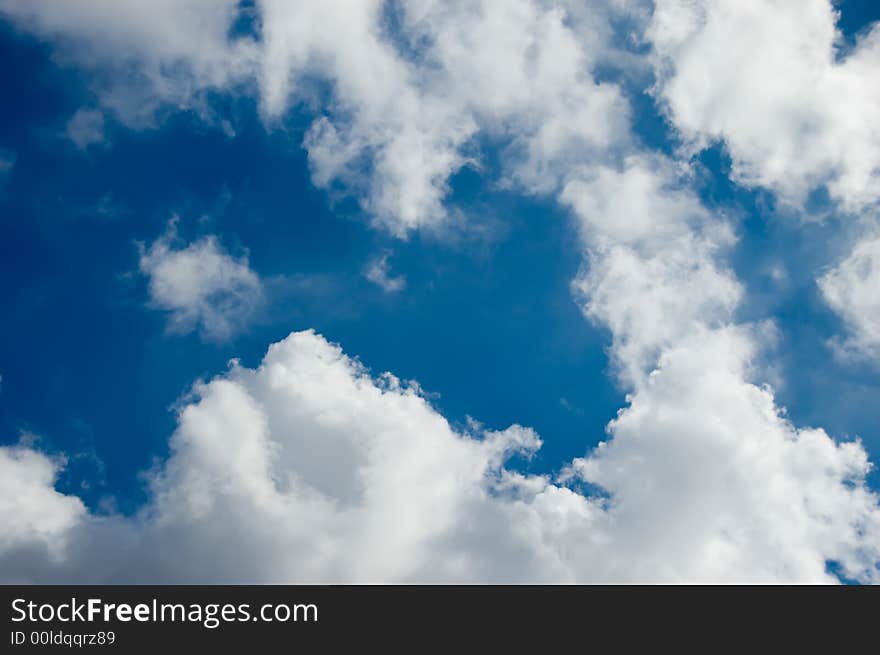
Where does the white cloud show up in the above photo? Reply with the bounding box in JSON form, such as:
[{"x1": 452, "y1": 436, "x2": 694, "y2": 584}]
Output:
[
  {"x1": 9, "y1": 1, "x2": 879, "y2": 221},
  {"x1": 138, "y1": 219, "x2": 263, "y2": 341},
  {"x1": 1, "y1": 0, "x2": 633, "y2": 234},
  {"x1": 561, "y1": 156, "x2": 741, "y2": 383},
  {"x1": 819, "y1": 235, "x2": 880, "y2": 361},
  {"x1": 0, "y1": 0, "x2": 258, "y2": 127},
  {"x1": 390, "y1": 0, "x2": 633, "y2": 195},
  {"x1": 0, "y1": 329, "x2": 877, "y2": 583},
  {"x1": 566, "y1": 325, "x2": 880, "y2": 583},
  {"x1": 364, "y1": 251, "x2": 406, "y2": 293},
  {"x1": 559, "y1": 152, "x2": 880, "y2": 582},
  {"x1": 65, "y1": 108, "x2": 105, "y2": 149},
  {"x1": 0, "y1": 443, "x2": 85, "y2": 565},
  {"x1": 258, "y1": 0, "x2": 478, "y2": 235},
  {"x1": 2, "y1": 0, "x2": 879, "y2": 585},
  {"x1": 648, "y1": 0, "x2": 880, "y2": 212}
]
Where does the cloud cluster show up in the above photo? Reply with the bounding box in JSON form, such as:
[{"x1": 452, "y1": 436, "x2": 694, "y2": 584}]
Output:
[
  {"x1": 138, "y1": 220, "x2": 263, "y2": 342},
  {"x1": 559, "y1": 147, "x2": 878, "y2": 581},
  {"x1": 1, "y1": 0, "x2": 635, "y2": 234},
  {"x1": 1, "y1": 1, "x2": 879, "y2": 583},
  {"x1": 645, "y1": 0, "x2": 880, "y2": 370},
  {"x1": 1, "y1": 328, "x2": 877, "y2": 583},
  {"x1": 649, "y1": 0, "x2": 880, "y2": 212},
  {"x1": 6, "y1": 1, "x2": 877, "y2": 220}
]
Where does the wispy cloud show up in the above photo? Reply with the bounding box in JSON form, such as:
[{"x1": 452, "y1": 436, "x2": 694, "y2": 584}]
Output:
[
  {"x1": 364, "y1": 251, "x2": 406, "y2": 293},
  {"x1": 0, "y1": 147, "x2": 15, "y2": 175},
  {"x1": 65, "y1": 108, "x2": 105, "y2": 150}
]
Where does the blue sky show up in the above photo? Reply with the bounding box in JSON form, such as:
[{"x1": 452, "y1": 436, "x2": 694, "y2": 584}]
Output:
[{"x1": 1, "y1": 1, "x2": 879, "y2": 583}]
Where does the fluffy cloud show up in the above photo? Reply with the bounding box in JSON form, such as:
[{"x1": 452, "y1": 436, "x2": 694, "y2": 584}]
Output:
[
  {"x1": 256, "y1": 0, "x2": 639, "y2": 233},
  {"x1": 559, "y1": 151, "x2": 880, "y2": 582},
  {"x1": 138, "y1": 220, "x2": 263, "y2": 341},
  {"x1": 2, "y1": 0, "x2": 879, "y2": 584},
  {"x1": 0, "y1": 444, "x2": 85, "y2": 566},
  {"x1": 566, "y1": 325, "x2": 880, "y2": 583},
  {"x1": 649, "y1": 0, "x2": 880, "y2": 211},
  {"x1": 4, "y1": 155, "x2": 880, "y2": 583},
  {"x1": 562, "y1": 156, "x2": 742, "y2": 382},
  {"x1": 819, "y1": 235, "x2": 880, "y2": 361},
  {"x1": 0, "y1": 329, "x2": 877, "y2": 583},
  {"x1": 258, "y1": 0, "x2": 474, "y2": 234}
]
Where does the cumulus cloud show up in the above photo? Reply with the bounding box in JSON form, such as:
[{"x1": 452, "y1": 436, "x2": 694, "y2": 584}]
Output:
[
  {"x1": 566, "y1": 325, "x2": 880, "y2": 583},
  {"x1": 2, "y1": 0, "x2": 879, "y2": 584},
  {"x1": 648, "y1": 0, "x2": 880, "y2": 212},
  {"x1": 0, "y1": 329, "x2": 877, "y2": 583},
  {"x1": 138, "y1": 219, "x2": 263, "y2": 341},
  {"x1": 562, "y1": 156, "x2": 742, "y2": 382},
  {"x1": 5, "y1": 147, "x2": 880, "y2": 582},
  {"x1": 559, "y1": 149, "x2": 879, "y2": 582},
  {"x1": 65, "y1": 108, "x2": 105, "y2": 149},
  {"x1": 819, "y1": 235, "x2": 880, "y2": 361},
  {"x1": 0, "y1": 443, "x2": 85, "y2": 565}
]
